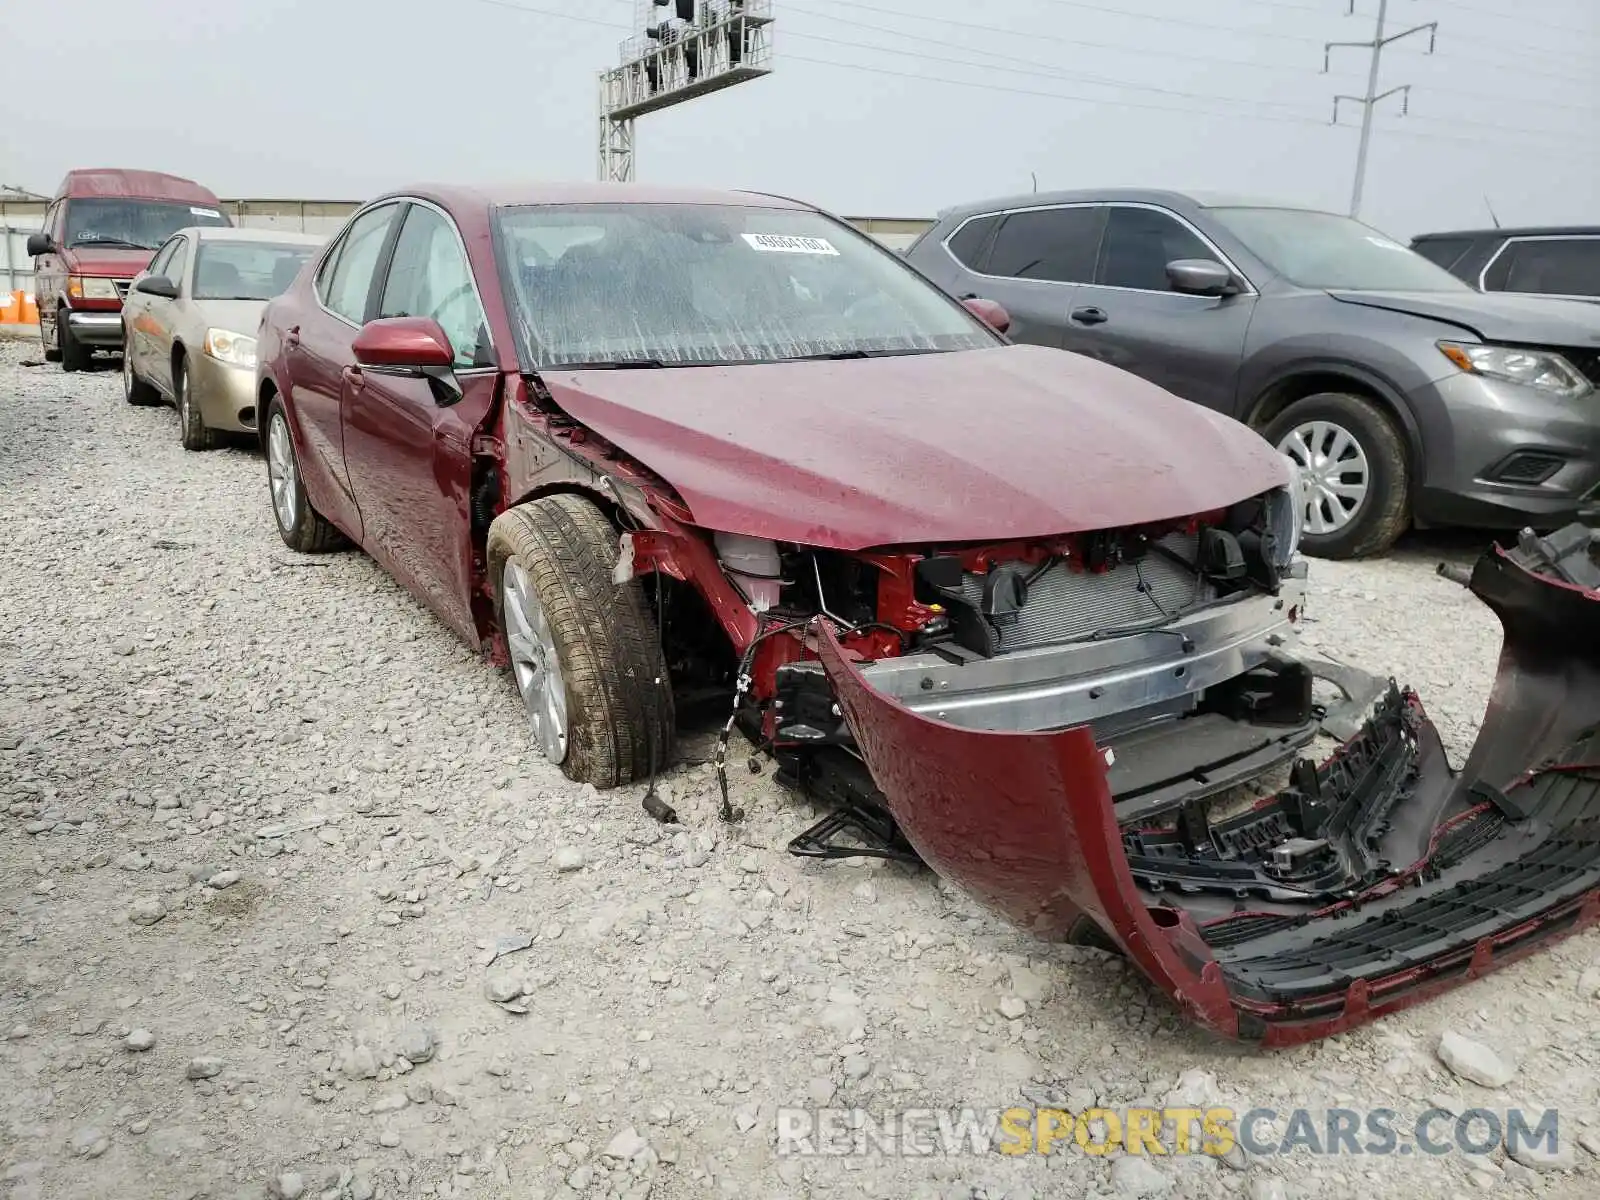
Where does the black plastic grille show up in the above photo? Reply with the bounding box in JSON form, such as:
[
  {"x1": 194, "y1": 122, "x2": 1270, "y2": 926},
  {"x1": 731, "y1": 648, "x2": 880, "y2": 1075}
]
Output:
[{"x1": 1217, "y1": 817, "x2": 1600, "y2": 1002}]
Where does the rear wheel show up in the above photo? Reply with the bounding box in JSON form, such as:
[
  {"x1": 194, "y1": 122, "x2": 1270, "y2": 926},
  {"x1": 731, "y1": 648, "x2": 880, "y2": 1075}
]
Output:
[
  {"x1": 487, "y1": 496, "x2": 674, "y2": 787},
  {"x1": 122, "y1": 336, "x2": 159, "y2": 406},
  {"x1": 58, "y1": 311, "x2": 90, "y2": 373},
  {"x1": 176, "y1": 356, "x2": 217, "y2": 451},
  {"x1": 265, "y1": 401, "x2": 344, "y2": 552},
  {"x1": 1264, "y1": 392, "x2": 1410, "y2": 560}
]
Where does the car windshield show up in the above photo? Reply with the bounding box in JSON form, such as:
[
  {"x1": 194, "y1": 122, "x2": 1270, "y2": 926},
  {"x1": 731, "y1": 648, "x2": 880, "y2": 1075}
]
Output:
[
  {"x1": 64, "y1": 199, "x2": 230, "y2": 251},
  {"x1": 193, "y1": 242, "x2": 317, "y2": 300},
  {"x1": 495, "y1": 202, "x2": 998, "y2": 368},
  {"x1": 1210, "y1": 207, "x2": 1471, "y2": 292}
]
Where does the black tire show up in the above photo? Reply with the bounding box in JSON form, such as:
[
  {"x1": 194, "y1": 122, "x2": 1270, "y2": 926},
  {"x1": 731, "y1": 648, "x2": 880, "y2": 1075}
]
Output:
[
  {"x1": 176, "y1": 356, "x2": 218, "y2": 451},
  {"x1": 487, "y1": 495, "x2": 674, "y2": 788},
  {"x1": 41, "y1": 315, "x2": 61, "y2": 363},
  {"x1": 264, "y1": 399, "x2": 345, "y2": 553},
  {"x1": 122, "y1": 337, "x2": 160, "y2": 406},
  {"x1": 1262, "y1": 392, "x2": 1410, "y2": 560},
  {"x1": 58, "y1": 311, "x2": 90, "y2": 372}
]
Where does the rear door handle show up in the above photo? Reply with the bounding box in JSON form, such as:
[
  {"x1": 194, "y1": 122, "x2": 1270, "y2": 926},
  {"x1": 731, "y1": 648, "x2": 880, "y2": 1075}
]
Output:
[
  {"x1": 1070, "y1": 306, "x2": 1108, "y2": 326},
  {"x1": 284, "y1": 326, "x2": 301, "y2": 348}
]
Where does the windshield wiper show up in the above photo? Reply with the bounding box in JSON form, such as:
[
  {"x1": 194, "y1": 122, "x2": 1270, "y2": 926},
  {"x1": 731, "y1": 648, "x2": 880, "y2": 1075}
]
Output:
[
  {"x1": 549, "y1": 358, "x2": 668, "y2": 369},
  {"x1": 788, "y1": 348, "x2": 949, "y2": 361},
  {"x1": 69, "y1": 237, "x2": 153, "y2": 249}
]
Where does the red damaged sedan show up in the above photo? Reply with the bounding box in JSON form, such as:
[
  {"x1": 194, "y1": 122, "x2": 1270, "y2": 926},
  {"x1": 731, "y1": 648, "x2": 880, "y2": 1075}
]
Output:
[{"x1": 256, "y1": 183, "x2": 1600, "y2": 1046}]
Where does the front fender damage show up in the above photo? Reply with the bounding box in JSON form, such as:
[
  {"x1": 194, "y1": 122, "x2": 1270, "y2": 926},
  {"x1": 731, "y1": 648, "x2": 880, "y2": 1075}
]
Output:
[{"x1": 817, "y1": 528, "x2": 1600, "y2": 1045}]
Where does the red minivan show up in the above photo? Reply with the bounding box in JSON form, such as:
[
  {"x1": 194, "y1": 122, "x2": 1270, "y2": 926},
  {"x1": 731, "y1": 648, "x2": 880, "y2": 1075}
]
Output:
[{"x1": 27, "y1": 169, "x2": 232, "y2": 371}]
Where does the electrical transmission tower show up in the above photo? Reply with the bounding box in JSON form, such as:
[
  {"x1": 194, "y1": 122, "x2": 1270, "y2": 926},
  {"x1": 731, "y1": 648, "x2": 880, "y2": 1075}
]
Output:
[
  {"x1": 1324, "y1": 0, "x2": 1437, "y2": 218},
  {"x1": 598, "y1": 0, "x2": 776, "y2": 182}
]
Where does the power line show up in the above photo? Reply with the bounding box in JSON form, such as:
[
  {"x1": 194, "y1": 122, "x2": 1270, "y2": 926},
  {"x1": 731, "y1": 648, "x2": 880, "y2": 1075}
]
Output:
[
  {"x1": 787, "y1": 28, "x2": 1326, "y2": 116},
  {"x1": 782, "y1": 50, "x2": 1571, "y2": 154},
  {"x1": 471, "y1": 0, "x2": 1579, "y2": 152},
  {"x1": 792, "y1": 0, "x2": 1592, "y2": 86},
  {"x1": 1434, "y1": 0, "x2": 1600, "y2": 38},
  {"x1": 790, "y1": 3, "x2": 1592, "y2": 133}
]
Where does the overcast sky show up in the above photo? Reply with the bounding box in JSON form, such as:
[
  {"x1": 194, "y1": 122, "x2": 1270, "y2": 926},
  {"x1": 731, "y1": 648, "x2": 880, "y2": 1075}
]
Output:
[{"x1": 1, "y1": 0, "x2": 1594, "y2": 237}]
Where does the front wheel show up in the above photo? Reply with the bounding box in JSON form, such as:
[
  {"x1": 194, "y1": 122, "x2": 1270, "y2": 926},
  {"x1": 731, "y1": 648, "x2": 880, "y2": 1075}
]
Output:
[
  {"x1": 1264, "y1": 392, "x2": 1410, "y2": 560},
  {"x1": 264, "y1": 401, "x2": 344, "y2": 552},
  {"x1": 487, "y1": 496, "x2": 674, "y2": 788},
  {"x1": 58, "y1": 312, "x2": 90, "y2": 373}
]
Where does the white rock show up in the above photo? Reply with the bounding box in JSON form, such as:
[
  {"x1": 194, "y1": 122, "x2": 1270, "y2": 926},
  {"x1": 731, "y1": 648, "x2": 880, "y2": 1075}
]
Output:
[
  {"x1": 340, "y1": 1044, "x2": 380, "y2": 1080},
  {"x1": 206, "y1": 870, "x2": 241, "y2": 890},
  {"x1": 997, "y1": 996, "x2": 1027, "y2": 1020},
  {"x1": 128, "y1": 896, "x2": 166, "y2": 926},
  {"x1": 1507, "y1": 1132, "x2": 1576, "y2": 1172},
  {"x1": 1110, "y1": 1155, "x2": 1172, "y2": 1196},
  {"x1": 125, "y1": 1028, "x2": 156, "y2": 1052},
  {"x1": 269, "y1": 1172, "x2": 306, "y2": 1199},
  {"x1": 1245, "y1": 1177, "x2": 1288, "y2": 1200},
  {"x1": 68, "y1": 1126, "x2": 110, "y2": 1158},
  {"x1": 185, "y1": 1056, "x2": 224, "y2": 1080},
  {"x1": 604, "y1": 1126, "x2": 649, "y2": 1162},
  {"x1": 1578, "y1": 966, "x2": 1600, "y2": 999},
  {"x1": 1436, "y1": 1031, "x2": 1515, "y2": 1088},
  {"x1": 553, "y1": 846, "x2": 586, "y2": 872}
]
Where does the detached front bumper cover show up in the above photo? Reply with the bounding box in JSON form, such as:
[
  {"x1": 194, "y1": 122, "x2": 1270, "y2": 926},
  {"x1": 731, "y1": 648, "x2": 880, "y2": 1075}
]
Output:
[{"x1": 818, "y1": 525, "x2": 1600, "y2": 1046}]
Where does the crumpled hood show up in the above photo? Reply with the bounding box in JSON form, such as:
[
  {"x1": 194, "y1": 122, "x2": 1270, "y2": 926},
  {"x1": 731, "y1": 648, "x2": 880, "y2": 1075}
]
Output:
[
  {"x1": 1328, "y1": 289, "x2": 1600, "y2": 347},
  {"x1": 544, "y1": 344, "x2": 1289, "y2": 549},
  {"x1": 61, "y1": 247, "x2": 156, "y2": 278}
]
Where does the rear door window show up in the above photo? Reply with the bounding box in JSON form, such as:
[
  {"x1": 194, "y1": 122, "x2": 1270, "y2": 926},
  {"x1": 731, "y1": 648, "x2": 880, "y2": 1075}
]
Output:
[
  {"x1": 985, "y1": 207, "x2": 1103, "y2": 284},
  {"x1": 945, "y1": 214, "x2": 1000, "y2": 272},
  {"x1": 1097, "y1": 206, "x2": 1221, "y2": 292},
  {"x1": 1411, "y1": 236, "x2": 1476, "y2": 273},
  {"x1": 1484, "y1": 237, "x2": 1600, "y2": 297}
]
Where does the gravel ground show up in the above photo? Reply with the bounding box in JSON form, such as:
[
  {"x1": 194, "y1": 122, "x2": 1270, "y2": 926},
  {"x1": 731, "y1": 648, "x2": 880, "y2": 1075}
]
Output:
[{"x1": 1, "y1": 333, "x2": 1596, "y2": 1200}]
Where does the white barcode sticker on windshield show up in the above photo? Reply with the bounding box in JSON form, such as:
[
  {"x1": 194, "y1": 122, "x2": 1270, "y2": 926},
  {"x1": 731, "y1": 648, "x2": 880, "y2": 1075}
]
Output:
[
  {"x1": 191, "y1": 206, "x2": 221, "y2": 217},
  {"x1": 742, "y1": 233, "x2": 839, "y2": 256}
]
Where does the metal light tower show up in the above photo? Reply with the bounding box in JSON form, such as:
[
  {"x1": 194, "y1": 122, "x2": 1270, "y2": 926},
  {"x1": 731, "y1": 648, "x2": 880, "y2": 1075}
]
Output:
[
  {"x1": 1325, "y1": 0, "x2": 1437, "y2": 218},
  {"x1": 599, "y1": 0, "x2": 776, "y2": 182}
]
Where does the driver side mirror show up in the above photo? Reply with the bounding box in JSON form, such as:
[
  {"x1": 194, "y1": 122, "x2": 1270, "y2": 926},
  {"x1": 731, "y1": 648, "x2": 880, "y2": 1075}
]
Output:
[
  {"x1": 961, "y1": 296, "x2": 1012, "y2": 335},
  {"x1": 1167, "y1": 259, "x2": 1240, "y2": 298},
  {"x1": 26, "y1": 232, "x2": 53, "y2": 258},
  {"x1": 352, "y1": 317, "x2": 463, "y2": 406},
  {"x1": 133, "y1": 275, "x2": 179, "y2": 299}
]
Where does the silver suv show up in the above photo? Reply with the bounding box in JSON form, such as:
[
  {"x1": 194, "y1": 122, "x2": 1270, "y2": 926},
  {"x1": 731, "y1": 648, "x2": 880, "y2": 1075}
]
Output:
[{"x1": 905, "y1": 190, "x2": 1600, "y2": 559}]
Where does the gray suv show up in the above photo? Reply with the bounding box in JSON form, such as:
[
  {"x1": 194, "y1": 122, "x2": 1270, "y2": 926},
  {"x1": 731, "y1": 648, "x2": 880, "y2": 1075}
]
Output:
[{"x1": 905, "y1": 190, "x2": 1600, "y2": 558}]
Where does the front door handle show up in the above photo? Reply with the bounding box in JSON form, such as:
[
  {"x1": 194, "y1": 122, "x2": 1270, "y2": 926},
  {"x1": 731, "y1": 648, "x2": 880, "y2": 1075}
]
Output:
[
  {"x1": 343, "y1": 365, "x2": 365, "y2": 393},
  {"x1": 1070, "y1": 306, "x2": 1108, "y2": 326}
]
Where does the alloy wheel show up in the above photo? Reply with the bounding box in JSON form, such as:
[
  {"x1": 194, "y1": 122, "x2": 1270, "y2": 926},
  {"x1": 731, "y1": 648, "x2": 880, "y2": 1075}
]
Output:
[
  {"x1": 267, "y1": 412, "x2": 299, "y2": 533},
  {"x1": 502, "y1": 560, "x2": 570, "y2": 764},
  {"x1": 1277, "y1": 419, "x2": 1370, "y2": 536}
]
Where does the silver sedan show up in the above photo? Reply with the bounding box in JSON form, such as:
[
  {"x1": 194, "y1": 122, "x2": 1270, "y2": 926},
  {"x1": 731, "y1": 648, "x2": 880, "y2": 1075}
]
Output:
[{"x1": 121, "y1": 226, "x2": 325, "y2": 450}]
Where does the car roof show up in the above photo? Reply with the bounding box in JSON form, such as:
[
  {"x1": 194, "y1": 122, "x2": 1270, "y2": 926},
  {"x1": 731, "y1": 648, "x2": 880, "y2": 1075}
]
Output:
[
  {"x1": 182, "y1": 226, "x2": 324, "y2": 245},
  {"x1": 58, "y1": 169, "x2": 221, "y2": 204},
  {"x1": 933, "y1": 187, "x2": 1345, "y2": 221},
  {"x1": 1413, "y1": 226, "x2": 1600, "y2": 241},
  {"x1": 377, "y1": 181, "x2": 813, "y2": 213}
]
